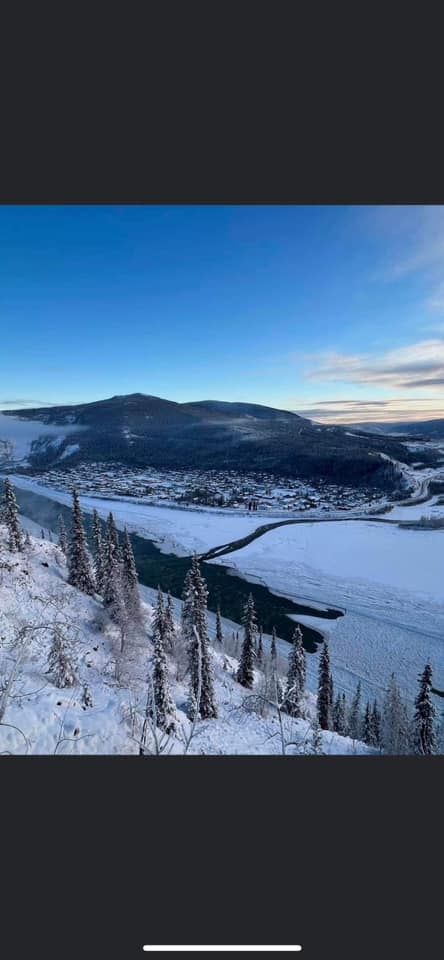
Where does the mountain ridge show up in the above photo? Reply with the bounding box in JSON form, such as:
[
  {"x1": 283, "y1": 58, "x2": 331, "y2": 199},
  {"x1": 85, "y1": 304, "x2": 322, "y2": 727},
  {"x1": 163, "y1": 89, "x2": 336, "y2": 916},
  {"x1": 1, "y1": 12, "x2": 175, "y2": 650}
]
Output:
[{"x1": 0, "y1": 392, "x2": 424, "y2": 489}]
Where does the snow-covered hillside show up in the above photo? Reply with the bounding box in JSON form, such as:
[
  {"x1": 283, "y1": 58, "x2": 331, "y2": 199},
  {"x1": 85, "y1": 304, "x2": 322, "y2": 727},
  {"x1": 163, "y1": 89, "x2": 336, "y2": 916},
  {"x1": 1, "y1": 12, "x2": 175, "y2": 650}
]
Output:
[{"x1": 0, "y1": 521, "x2": 369, "y2": 756}]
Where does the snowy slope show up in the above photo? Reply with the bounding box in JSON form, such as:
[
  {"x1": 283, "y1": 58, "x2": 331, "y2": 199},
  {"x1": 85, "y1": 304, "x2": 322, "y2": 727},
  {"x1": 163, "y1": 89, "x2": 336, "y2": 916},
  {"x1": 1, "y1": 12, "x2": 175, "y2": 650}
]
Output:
[
  {"x1": 0, "y1": 522, "x2": 369, "y2": 756},
  {"x1": 9, "y1": 475, "x2": 444, "y2": 709}
]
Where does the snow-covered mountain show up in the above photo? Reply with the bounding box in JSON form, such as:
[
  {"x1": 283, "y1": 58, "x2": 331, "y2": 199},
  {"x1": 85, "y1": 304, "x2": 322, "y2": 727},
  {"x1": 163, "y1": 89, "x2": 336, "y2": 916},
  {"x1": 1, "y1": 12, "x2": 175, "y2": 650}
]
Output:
[
  {"x1": 0, "y1": 520, "x2": 369, "y2": 755},
  {"x1": 0, "y1": 393, "x2": 421, "y2": 490}
]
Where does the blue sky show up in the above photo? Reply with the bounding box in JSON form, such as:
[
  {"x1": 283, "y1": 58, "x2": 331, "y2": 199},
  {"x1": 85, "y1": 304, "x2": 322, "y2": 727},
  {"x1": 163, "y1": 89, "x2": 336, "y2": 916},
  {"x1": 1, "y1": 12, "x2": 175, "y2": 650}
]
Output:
[{"x1": 2, "y1": 204, "x2": 444, "y2": 422}]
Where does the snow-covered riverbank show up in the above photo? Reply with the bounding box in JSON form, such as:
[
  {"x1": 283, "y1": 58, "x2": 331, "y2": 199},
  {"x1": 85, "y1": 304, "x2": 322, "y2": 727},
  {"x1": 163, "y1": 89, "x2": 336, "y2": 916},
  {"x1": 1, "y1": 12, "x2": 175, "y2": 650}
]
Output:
[{"x1": 8, "y1": 473, "x2": 444, "y2": 709}]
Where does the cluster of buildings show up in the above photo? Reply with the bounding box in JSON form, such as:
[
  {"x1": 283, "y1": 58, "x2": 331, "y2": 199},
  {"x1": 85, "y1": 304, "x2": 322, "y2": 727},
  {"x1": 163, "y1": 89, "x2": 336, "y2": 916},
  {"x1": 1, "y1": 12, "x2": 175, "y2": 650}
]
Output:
[{"x1": 26, "y1": 462, "x2": 383, "y2": 514}]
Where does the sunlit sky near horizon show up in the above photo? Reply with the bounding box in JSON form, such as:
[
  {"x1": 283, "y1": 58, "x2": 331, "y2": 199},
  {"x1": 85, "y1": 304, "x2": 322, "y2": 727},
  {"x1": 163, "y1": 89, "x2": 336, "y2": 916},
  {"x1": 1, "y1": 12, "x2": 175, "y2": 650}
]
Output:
[{"x1": 2, "y1": 204, "x2": 444, "y2": 423}]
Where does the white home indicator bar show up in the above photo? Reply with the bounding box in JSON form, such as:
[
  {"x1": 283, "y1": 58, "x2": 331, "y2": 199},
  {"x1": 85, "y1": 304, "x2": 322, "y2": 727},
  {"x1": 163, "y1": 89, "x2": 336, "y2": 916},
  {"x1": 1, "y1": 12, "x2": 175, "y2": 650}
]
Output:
[{"x1": 143, "y1": 948, "x2": 302, "y2": 953}]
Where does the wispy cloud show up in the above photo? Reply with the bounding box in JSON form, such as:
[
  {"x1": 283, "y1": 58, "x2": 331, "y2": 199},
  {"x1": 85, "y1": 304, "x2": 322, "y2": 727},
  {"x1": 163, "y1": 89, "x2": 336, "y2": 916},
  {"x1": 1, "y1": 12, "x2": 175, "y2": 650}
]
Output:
[
  {"x1": 365, "y1": 206, "x2": 444, "y2": 315},
  {"x1": 304, "y1": 339, "x2": 444, "y2": 391},
  {"x1": 0, "y1": 398, "x2": 57, "y2": 408},
  {"x1": 292, "y1": 397, "x2": 444, "y2": 424}
]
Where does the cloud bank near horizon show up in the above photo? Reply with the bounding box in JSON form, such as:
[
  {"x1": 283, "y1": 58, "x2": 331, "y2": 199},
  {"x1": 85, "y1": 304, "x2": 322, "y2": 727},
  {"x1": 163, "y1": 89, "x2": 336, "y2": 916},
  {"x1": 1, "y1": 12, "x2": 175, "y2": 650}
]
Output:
[{"x1": 293, "y1": 397, "x2": 444, "y2": 424}]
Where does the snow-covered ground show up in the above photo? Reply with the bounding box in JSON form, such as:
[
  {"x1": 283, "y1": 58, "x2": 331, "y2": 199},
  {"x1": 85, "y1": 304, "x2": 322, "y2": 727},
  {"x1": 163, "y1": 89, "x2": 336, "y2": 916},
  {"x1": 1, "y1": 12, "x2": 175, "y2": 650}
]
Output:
[
  {"x1": 209, "y1": 521, "x2": 444, "y2": 707},
  {"x1": 0, "y1": 523, "x2": 367, "y2": 755},
  {"x1": 216, "y1": 520, "x2": 444, "y2": 599},
  {"x1": 386, "y1": 495, "x2": 444, "y2": 522},
  {"x1": 7, "y1": 474, "x2": 444, "y2": 713}
]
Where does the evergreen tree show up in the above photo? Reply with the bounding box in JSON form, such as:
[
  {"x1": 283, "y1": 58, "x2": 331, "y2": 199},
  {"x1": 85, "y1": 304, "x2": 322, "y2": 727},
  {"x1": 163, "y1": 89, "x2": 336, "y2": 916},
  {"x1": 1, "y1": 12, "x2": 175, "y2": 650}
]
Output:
[
  {"x1": 363, "y1": 701, "x2": 372, "y2": 745},
  {"x1": 41, "y1": 528, "x2": 45, "y2": 540},
  {"x1": 163, "y1": 590, "x2": 176, "y2": 652},
  {"x1": 182, "y1": 556, "x2": 217, "y2": 719},
  {"x1": 150, "y1": 587, "x2": 175, "y2": 732},
  {"x1": 102, "y1": 512, "x2": 128, "y2": 643},
  {"x1": 151, "y1": 585, "x2": 165, "y2": 646},
  {"x1": 257, "y1": 624, "x2": 264, "y2": 667},
  {"x1": 103, "y1": 544, "x2": 126, "y2": 631},
  {"x1": 332, "y1": 692, "x2": 347, "y2": 735},
  {"x1": 122, "y1": 527, "x2": 142, "y2": 622},
  {"x1": 24, "y1": 529, "x2": 31, "y2": 548},
  {"x1": 329, "y1": 673, "x2": 334, "y2": 713},
  {"x1": 3, "y1": 478, "x2": 23, "y2": 551},
  {"x1": 58, "y1": 514, "x2": 68, "y2": 556},
  {"x1": 92, "y1": 509, "x2": 105, "y2": 593},
  {"x1": 46, "y1": 630, "x2": 78, "y2": 688},
  {"x1": 382, "y1": 673, "x2": 410, "y2": 755},
  {"x1": 67, "y1": 488, "x2": 95, "y2": 595},
  {"x1": 237, "y1": 593, "x2": 257, "y2": 689},
  {"x1": 309, "y1": 716, "x2": 324, "y2": 755},
  {"x1": 371, "y1": 700, "x2": 382, "y2": 748},
  {"x1": 215, "y1": 605, "x2": 224, "y2": 647},
  {"x1": 317, "y1": 640, "x2": 332, "y2": 730},
  {"x1": 270, "y1": 625, "x2": 277, "y2": 664},
  {"x1": 412, "y1": 663, "x2": 436, "y2": 756},
  {"x1": 283, "y1": 625, "x2": 306, "y2": 718},
  {"x1": 437, "y1": 713, "x2": 444, "y2": 755},
  {"x1": 348, "y1": 681, "x2": 362, "y2": 740},
  {"x1": 106, "y1": 512, "x2": 121, "y2": 562}
]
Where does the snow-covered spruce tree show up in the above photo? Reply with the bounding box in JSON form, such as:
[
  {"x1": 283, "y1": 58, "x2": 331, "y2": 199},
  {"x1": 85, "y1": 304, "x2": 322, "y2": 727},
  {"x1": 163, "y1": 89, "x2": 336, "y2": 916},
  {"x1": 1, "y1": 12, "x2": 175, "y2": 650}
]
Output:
[
  {"x1": 317, "y1": 640, "x2": 332, "y2": 730},
  {"x1": 283, "y1": 624, "x2": 306, "y2": 718},
  {"x1": 215, "y1": 605, "x2": 224, "y2": 647},
  {"x1": 332, "y1": 692, "x2": 347, "y2": 735},
  {"x1": 237, "y1": 593, "x2": 257, "y2": 689},
  {"x1": 150, "y1": 586, "x2": 175, "y2": 732},
  {"x1": 102, "y1": 512, "x2": 119, "y2": 584},
  {"x1": 67, "y1": 488, "x2": 95, "y2": 595},
  {"x1": 46, "y1": 630, "x2": 79, "y2": 688},
  {"x1": 270, "y1": 625, "x2": 277, "y2": 664},
  {"x1": 92, "y1": 509, "x2": 105, "y2": 593},
  {"x1": 371, "y1": 700, "x2": 382, "y2": 748},
  {"x1": 3, "y1": 477, "x2": 23, "y2": 551},
  {"x1": 309, "y1": 716, "x2": 324, "y2": 755},
  {"x1": 58, "y1": 514, "x2": 68, "y2": 556},
  {"x1": 103, "y1": 537, "x2": 126, "y2": 627},
  {"x1": 151, "y1": 584, "x2": 165, "y2": 646},
  {"x1": 348, "y1": 681, "x2": 362, "y2": 740},
  {"x1": 24, "y1": 529, "x2": 31, "y2": 548},
  {"x1": 437, "y1": 713, "x2": 444, "y2": 755},
  {"x1": 181, "y1": 556, "x2": 217, "y2": 719},
  {"x1": 329, "y1": 673, "x2": 334, "y2": 713},
  {"x1": 257, "y1": 624, "x2": 264, "y2": 667},
  {"x1": 412, "y1": 663, "x2": 436, "y2": 756},
  {"x1": 363, "y1": 701, "x2": 372, "y2": 745},
  {"x1": 122, "y1": 527, "x2": 142, "y2": 623},
  {"x1": 106, "y1": 511, "x2": 121, "y2": 563},
  {"x1": 162, "y1": 590, "x2": 176, "y2": 653},
  {"x1": 382, "y1": 673, "x2": 410, "y2": 755}
]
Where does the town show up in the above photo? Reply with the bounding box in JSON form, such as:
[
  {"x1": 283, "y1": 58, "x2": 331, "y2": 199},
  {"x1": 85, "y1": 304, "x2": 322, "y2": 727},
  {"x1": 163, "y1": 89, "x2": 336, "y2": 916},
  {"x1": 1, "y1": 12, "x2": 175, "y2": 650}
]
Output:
[{"x1": 22, "y1": 461, "x2": 385, "y2": 514}]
